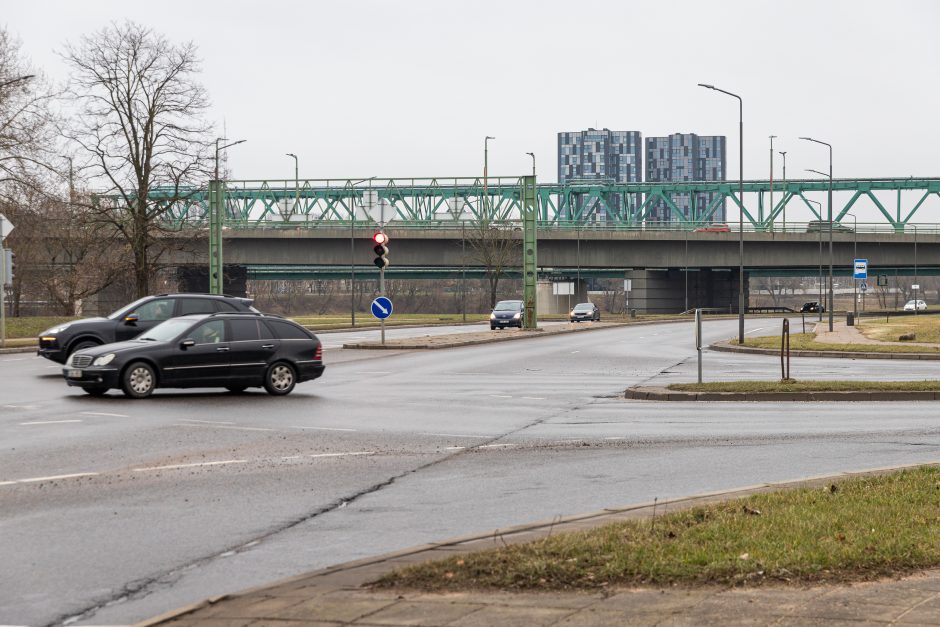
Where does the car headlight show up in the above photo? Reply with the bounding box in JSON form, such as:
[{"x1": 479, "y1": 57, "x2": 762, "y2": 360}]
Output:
[
  {"x1": 42, "y1": 323, "x2": 72, "y2": 335},
  {"x1": 92, "y1": 353, "x2": 116, "y2": 366},
  {"x1": 570, "y1": 311, "x2": 576, "y2": 316},
  {"x1": 490, "y1": 313, "x2": 496, "y2": 319},
  {"x1": 513, "y1": 312, "x2": 521, "y2": 319}
]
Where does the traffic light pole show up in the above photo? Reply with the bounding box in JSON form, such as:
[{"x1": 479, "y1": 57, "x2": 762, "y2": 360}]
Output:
[
  {"x1": 379, "y1": 265, "x2": 385, "y2": 345},
  {"x1": 0, "y1": 241, "x2": 6, "y2": 349}
]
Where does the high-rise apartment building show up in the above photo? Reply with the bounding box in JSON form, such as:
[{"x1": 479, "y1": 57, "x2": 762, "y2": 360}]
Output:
[
  {"x1": 645, "y1": 133, "x2": 726, "y2": 222},
  {"x1": 557, "y1": 128, "x2": 642, "y2": 220}
]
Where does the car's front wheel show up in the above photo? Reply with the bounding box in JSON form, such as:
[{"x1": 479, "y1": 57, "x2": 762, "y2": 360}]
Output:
[
  {"x1": 121, "y1": 362, "x2": 156, "y2": 398},
  {"x1": 69, "y1": 339, "x2": 100, "y2": 356},
  {"x1": 264, "y1": 362, "x2": 296, "y2": 396}
]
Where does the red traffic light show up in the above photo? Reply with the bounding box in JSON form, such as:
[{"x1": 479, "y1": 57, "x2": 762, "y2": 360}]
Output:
[{"x1": 372, "y1": 232, "x2": 389, "y2": 245}]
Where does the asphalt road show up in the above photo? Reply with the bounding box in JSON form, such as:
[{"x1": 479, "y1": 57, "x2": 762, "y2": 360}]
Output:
[{"x1": 3, "y1": 318, "x2": 940, "y2": 626}]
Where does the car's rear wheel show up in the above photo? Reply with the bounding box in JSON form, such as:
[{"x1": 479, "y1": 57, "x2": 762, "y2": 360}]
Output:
[
  {"x1": 264, "y1": 362, "x2": 296, "y2": 396},
  {"x1": 121, "y1": 362, "x2": 155, "y2": 398},
  {"x1": 69, "y1": 339, "x2": 100, "y2": 356},
  {"x1": 83, "y1": 386, "x2": 108, "y2": 397}
]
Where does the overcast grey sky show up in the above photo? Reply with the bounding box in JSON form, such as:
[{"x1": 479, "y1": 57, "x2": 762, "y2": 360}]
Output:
[{"x1": 4, "y1": 0, "x2": 939, "y2": 185}]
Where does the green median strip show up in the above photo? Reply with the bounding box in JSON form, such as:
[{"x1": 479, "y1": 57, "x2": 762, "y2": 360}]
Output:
[
  {"x1": 669, "y1": 380, "x2": 940, "y2": 393},
  {"x1": 742, "y1": 333, "x2": 940, "y2": 353},
  {"x1": 374, "y1": 467, "x2": 940, "y2": 591}
]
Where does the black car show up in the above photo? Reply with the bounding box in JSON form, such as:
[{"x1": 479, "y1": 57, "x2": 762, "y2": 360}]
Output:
[
  {"x1": 800, "y1": 301, "x2": 825, "y2": 313},
  {"x1": 569, "y1": 302, "x2": 600, "y2": 322},
  {"x1": 490, "y1": 300, "x2": 525, "y2": 330},
  {"x1": 62, "y1": 312, "x2": 324, "y2": 398},
  {"x1": 38, "y1": 293, "x2": 257, "y2": 364}
]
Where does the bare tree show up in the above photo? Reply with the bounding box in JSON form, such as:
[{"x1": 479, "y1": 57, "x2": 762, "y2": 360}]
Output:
[
  {"x1": 464, "y1": 220, "x2": 521, "y2": 308},
  {"x1": 0, "y1": 27, "x2": 56, "y2": 203},
  {"x1": 62, "y1": 21, "x2": 213, "y2": 298}
]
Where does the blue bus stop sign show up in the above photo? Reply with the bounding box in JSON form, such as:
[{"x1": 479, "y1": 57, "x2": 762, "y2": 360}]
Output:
[{"x1": 371, "y1": 296, "x2": 393, "y2": 320}]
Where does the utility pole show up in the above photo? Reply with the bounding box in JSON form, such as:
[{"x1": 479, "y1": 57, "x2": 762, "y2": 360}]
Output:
[
  {"x1": 778, "y1": 150, "x2": 787, "y2": 230},
  {"x1": 769, "y1": 136, "x2": 776, "y2": 230}
]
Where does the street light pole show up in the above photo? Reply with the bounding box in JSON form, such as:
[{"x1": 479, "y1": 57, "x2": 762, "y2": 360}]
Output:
[
  {"x1": 846, "y1": 212, "x2": 857, "y2": 319},
  {"x1": 806, "y1": 199, "x2": 824, "y2": 322},
  {"x1": 769, "y1": 136, "x2": 776, "y2": 230},
  {"x1": 912, "y1": 224, "x2": 919, "y2": 316},
  {"x1": 801, "y1": 137, "x2": 834, "y2": 331},
  {"x1": 347, "y1": 176, "x2": 376, "y2": 327},
  {"x1": 778, "y1": 151, "x2": 787, "y2": 230},
  {"x1": 286, "y1": 153, "x2": 299, "y2": 217},
  {"x1": 214, "y1": 138, "x2": 247, "y2": 180},
  {"x1": 699, "y1": 83, "x2": 745, "y2": 343}
]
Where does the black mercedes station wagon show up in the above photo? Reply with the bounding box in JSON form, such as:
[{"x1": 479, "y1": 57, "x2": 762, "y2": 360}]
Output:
[
  {"x1": 62, "y1": 312, "x2": 324, "y2": 398},
  {"x1": 38, "y1": 293, "x2": 258, "y2": 364}
]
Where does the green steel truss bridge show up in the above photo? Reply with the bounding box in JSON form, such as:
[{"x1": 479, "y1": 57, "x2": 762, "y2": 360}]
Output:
[{"x1": 140, "y1": 176, "x2": 940, "y2": 232}]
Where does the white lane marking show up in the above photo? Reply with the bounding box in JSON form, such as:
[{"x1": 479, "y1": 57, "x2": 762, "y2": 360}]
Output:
[
  {"x1": 489, "y1": 394, "x2": 513, "y2": 399},
  {"x1": 359, "y1": 371, "x2": 392, "y2": 375},
  {"x1": 445, "y1": 446, "x2": 466, "y2": 451},
  {"x1": 308, "y1": 451, "x2": 374, "y2": 459},
  {"x1": 605, "y1": 437, "x2": 626, "y2": 441},
  {"x1": 425, "y1": 433, "x2": 491, "y2": 439},
  {"x1": 290, "y1": 426, "x2": 356, "y2": 432},
  {"x1": 20, "y1": 419, "x2": 82, "y2": 425},
  {"x1": 745, "y1": 326, "x2": 770, "y2": 335},
  {"x1": 174, "y1": 424, "x2": 274, "y2": 432},
  {"x1": 570, "y1": 350, "x2": 580, "y2": 354},
  {"x1": 520, "y1": 396, "x2": 546, "y2": 400},
  {"x1": 0, "y1": 472, "x2": 99, "y2": 486},
  {"x1": 281, "y1": 456, "x2": 302, "y2": 460},
  {"x1": 3, "y1": 404, "x2": 39, "y2": 409},
  {"x1": 4, "y1": 357, "x2": 28, "y2": 361},
  {"x1": 80, "y1": 411, "x2": 129, "y2": 418},
  {"x1": 180, "y1": 418, "x2": 235, "y2": 425},
  {"x1": 133, "y1": 460, "x2": 246, "y2": 472},
  {"x1": 478, "y1": 443, "x2": 514, "y2": 449}
]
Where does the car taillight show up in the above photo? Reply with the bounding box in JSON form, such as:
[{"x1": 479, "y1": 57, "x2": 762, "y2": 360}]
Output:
[{"x1": 314, "y1": 345, "x2": 322, "y2": 361}]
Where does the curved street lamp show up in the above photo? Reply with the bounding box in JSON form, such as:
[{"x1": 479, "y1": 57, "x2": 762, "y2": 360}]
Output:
[
  {"x1": 699, "y1": 83, "x2": 745, "y2": 344},
  {"x1": 800, "y1": 136, "x2": 833, "y2": 331}
]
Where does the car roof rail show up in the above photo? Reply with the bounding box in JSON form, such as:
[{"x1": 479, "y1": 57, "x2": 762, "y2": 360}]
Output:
[{"x1": 208, "y1": 311, "x2": 264, "y2": 317}]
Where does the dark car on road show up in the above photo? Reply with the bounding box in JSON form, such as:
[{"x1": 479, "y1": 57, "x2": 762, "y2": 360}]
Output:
[
  {"x1": 62, "y1": 312, "x2": 323, "y2": 398},
  {"x1": 800, "y1": 301, "x2": 825, "y2": 313},
  {"x1": 490, "y1": 300, "x2": 525, "y2": 330},
  {"x1": 569, "y1": 302, "x2": 600, "y2": 322},
  {"x1": 38, "y1": 293, "x2": 257, "y2": 364}
]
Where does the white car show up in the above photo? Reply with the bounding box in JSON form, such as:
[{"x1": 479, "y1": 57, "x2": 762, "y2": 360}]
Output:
[{"x1": 903, "y1": 300, "x2": 927, "y2": 311}]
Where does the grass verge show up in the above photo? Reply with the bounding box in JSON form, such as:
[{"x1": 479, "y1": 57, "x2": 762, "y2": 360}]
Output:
[
  {"x1": 374, "y1": 467, "x2": 940, "y2": 591},
  {"x1": 859, "y1": 317, "x2": 940, "y2": 343},
  {"x1": 669, "y1": 380, "x2": 940, "y2": 393},
  {"x1": 3, "y1": 316, "x2": 77, "y2": 339},
  {"x1": 743, "y1": 333, "x2": 940, "y2": 353}
]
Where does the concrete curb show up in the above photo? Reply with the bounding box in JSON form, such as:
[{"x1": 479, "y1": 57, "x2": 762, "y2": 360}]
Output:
[
  {"x1": 0, "y1": 345, "x2": 37, "y2": 355},
  {"x1": 710, "y1": 339, "x2": 940, "y2": 360},
  {"x1": 625, "y1": 384, "x2": 940, "y2": 402},
  {"x1": 137, "y1": 460, "x2": 940, "y2": 626}
]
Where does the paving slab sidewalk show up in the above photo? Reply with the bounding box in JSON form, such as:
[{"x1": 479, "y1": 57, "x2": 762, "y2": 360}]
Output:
[{"x1": 142, "y1": 464, "x2": 940, "y2": 627}]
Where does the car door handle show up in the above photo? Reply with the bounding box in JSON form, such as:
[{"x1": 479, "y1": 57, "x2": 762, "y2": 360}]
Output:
[
  {"x1": 261, "y1": 344, "x2": 275, "y2": 349},
  {"x1": 216, "y1": 346, "x2": 230, "y2": 352}
]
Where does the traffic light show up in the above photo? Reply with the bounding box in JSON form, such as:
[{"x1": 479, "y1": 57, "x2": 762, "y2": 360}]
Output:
[
  {"x1": 1, "y1": 249, "x2": 12, "y2": 287},
  {"x1": 372, "y1": 232, "x2": 389, "y2": 269}
]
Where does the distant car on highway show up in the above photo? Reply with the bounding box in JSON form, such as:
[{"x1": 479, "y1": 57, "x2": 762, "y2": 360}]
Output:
[
  {"x1": 694, "y1": 223, "x2": 730, "y2": 232},
  {"x1": 569, "y1": 302, "x2": 600, "y2": 322},
  {"x1": 806, "y1": 220, "x2": 854, "y2": 233},
  {"x1": 38, "y1": 293, "x2": 257, "y2": 364},
  {"x1": 490, "y1": 300, "x2": 525, "y2": 330},
  {"x1": 800, "y1": 301, "x2": 825, "y2": 313},
  {"x1": 62, "y1": 312, "x2": 323, "y2": 398},
  {"x1": 903, "y1": 299, "x2": 927, "y2": 311}
]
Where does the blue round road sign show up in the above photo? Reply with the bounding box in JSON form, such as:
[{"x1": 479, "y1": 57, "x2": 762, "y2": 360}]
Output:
[{"x1": 371, "y1": 296, "x2": 393, "y2": 319}]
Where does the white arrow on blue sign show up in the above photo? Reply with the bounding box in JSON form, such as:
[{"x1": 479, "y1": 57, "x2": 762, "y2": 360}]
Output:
[
  {"x1": 371, "y1": 296, "x2": 393, "y2": 320},
  {"x1": 853, "y1": 259, "x2": 868, "y2": 280}
]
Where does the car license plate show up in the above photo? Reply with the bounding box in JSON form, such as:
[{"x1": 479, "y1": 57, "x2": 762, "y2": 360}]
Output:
[{"x1": 68, "y1": 369, "x2": 82, "y2": 379}]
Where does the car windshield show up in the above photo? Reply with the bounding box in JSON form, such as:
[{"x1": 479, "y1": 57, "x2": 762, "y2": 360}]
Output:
[
  {"x1": 493, "y1": 301, "x2": 522, "y2": 311},
  {"x1": 137, "y1": 318, "x2": 197, "y2": 342},
  {"x1": 573, "y1": 304, "x2": 594, "y2": 311},
  {"x1": 107, "y1": 296, "x2": 152, "y2": 320}
]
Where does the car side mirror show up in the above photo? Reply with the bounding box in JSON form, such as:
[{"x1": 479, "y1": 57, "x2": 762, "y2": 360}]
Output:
[
  {"x1": 180, "y1": 339, "x2": 195, "y2": 349},
  {"x1": 124, "y1": 313, "x2": 139, "y2": 324}
]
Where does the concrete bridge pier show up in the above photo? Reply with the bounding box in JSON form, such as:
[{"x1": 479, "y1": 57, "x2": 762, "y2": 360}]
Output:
[
  {"x1": 536, "y1": 280, "x2": 591, "y2": 314},
  {"x1": 625, "y1": 269, "x2": 747, "y2": 314}
]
